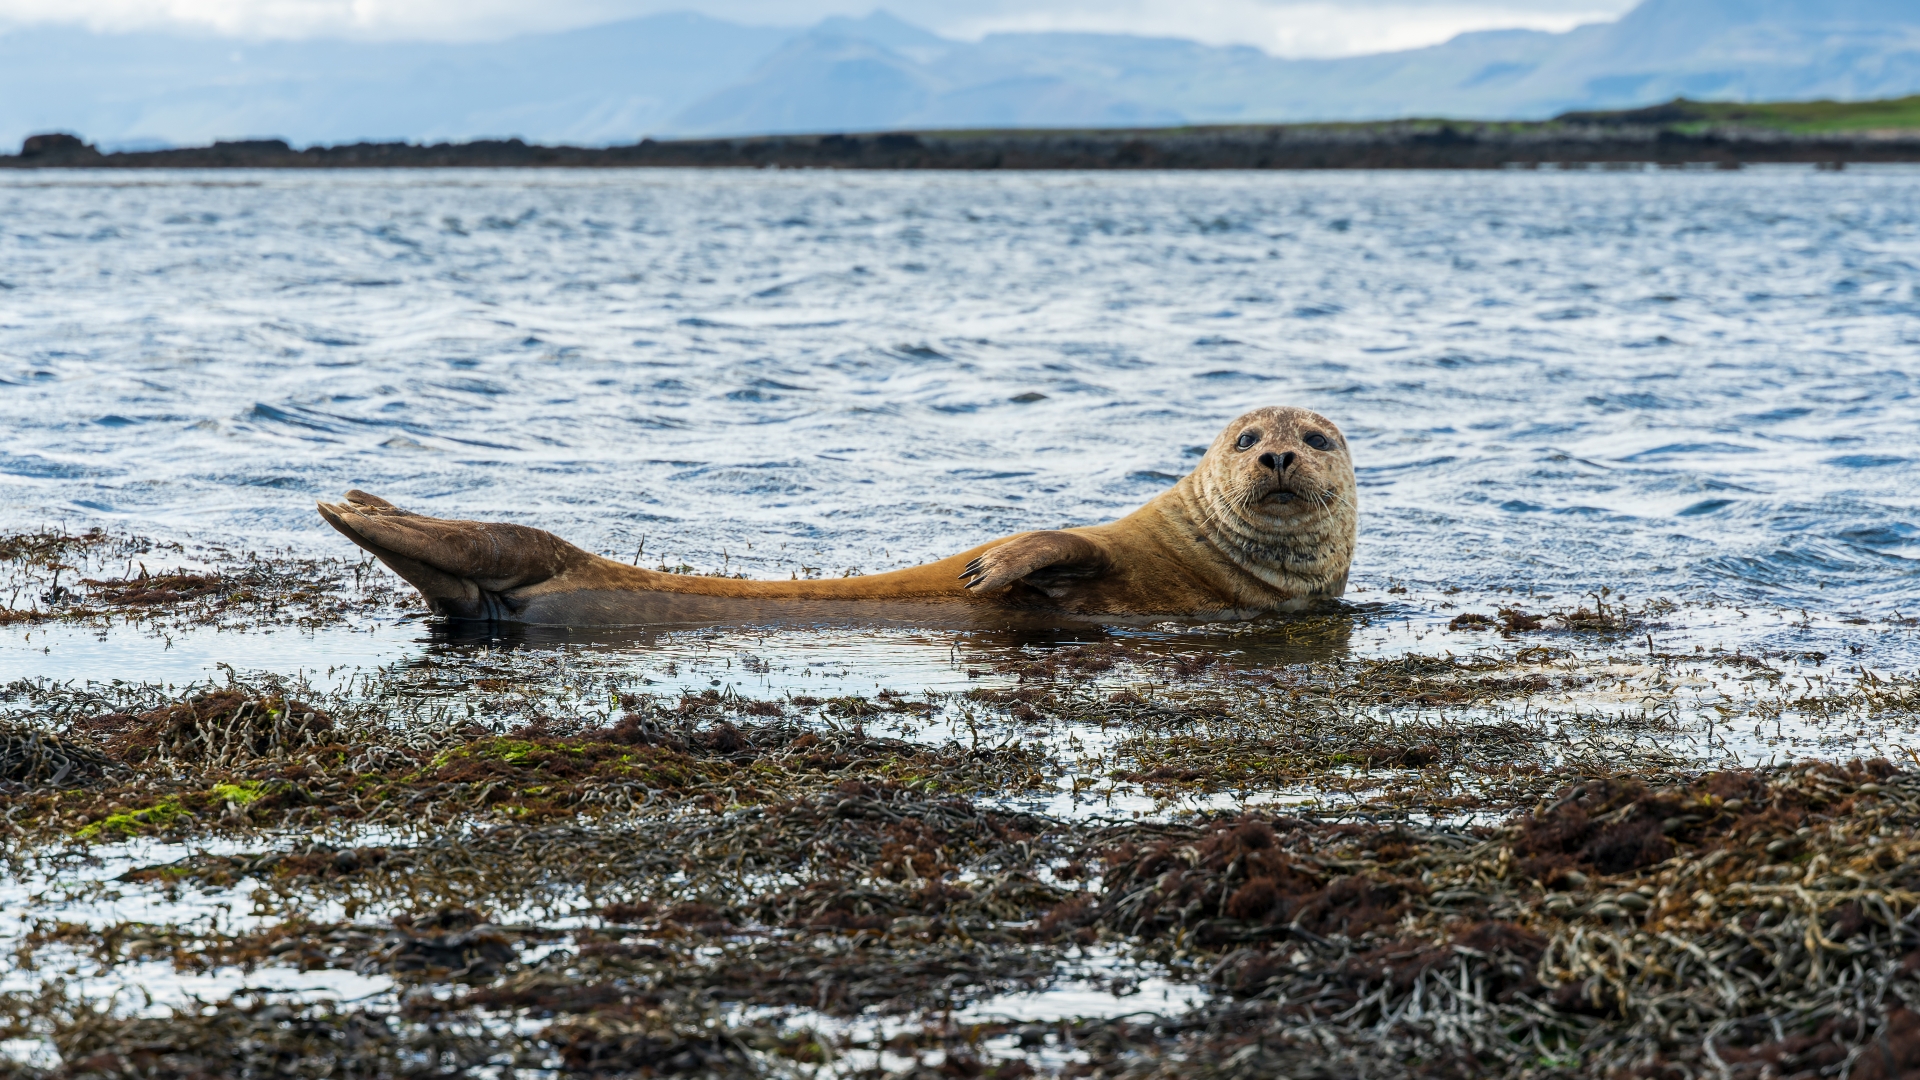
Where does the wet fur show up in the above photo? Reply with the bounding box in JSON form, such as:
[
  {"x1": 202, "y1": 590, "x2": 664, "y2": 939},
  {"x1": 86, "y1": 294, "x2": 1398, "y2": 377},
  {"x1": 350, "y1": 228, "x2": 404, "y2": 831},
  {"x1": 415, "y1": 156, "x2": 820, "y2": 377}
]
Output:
[{"x1": 317, "y1": 406, "x2": 1357, "y2": 626}]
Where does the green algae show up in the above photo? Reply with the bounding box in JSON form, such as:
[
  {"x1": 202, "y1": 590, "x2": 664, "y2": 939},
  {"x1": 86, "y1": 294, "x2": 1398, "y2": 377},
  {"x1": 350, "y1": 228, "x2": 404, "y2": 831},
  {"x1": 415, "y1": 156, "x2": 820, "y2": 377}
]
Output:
[
  {"x1": 74, "y1": 796, "x2": 191, "y2": 840},
  {"x1": 210, "y1": 780, "x2": 267, "y2": 805}
]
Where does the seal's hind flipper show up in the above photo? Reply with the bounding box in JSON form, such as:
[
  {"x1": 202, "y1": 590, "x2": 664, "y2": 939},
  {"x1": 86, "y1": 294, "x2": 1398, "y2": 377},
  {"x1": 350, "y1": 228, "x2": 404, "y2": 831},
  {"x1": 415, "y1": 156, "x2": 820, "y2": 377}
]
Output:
[
  {"x1": 317, "y1": 492, "x2": 591, "y2": 619},
  {"x1": 318, "y1": 503, "x2": 487, "y2": 615},
  {"x1": 958, "y1": 531, "x2": 1110, "y2": 595}
]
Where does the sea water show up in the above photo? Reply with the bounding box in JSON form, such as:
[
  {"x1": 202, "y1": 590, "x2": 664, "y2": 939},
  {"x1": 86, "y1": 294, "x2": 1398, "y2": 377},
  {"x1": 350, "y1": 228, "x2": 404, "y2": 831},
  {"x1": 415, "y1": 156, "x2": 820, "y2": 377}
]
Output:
[{"x1": 0, "y1": 165, "x2": 1916, "y2": 650}]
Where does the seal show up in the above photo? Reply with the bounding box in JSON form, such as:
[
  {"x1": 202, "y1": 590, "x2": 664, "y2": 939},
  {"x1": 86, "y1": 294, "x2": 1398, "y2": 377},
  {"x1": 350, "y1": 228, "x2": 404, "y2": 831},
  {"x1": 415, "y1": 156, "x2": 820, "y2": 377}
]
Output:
[{"x1": 316, "y1": 406, "x2": 1356, "y2": 627}]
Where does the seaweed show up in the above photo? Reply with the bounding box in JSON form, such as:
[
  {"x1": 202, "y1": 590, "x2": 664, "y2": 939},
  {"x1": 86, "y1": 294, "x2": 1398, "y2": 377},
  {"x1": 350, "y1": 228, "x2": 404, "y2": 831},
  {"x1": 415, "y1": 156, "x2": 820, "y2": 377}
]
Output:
[
  {"x1": 0, "y1": 721, "x2": 115, "y2": 788},
  {"x1": 14, "y1": 760, "x2": 1920, "y2": 1078},
  {"x1": 0, "y1": 527, "x2": 413, "y2": 630},
  {"x1": 8, "y1": 544, "x2": 1920, "y2": 1076}
]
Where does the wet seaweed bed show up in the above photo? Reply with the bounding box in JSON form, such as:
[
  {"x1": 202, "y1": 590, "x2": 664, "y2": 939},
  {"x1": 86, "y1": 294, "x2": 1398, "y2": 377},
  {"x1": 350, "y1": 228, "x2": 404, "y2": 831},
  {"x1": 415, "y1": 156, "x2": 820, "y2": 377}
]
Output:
[{"x1": 8, "y1": 533, "x2": 1920, "y2": 1077}]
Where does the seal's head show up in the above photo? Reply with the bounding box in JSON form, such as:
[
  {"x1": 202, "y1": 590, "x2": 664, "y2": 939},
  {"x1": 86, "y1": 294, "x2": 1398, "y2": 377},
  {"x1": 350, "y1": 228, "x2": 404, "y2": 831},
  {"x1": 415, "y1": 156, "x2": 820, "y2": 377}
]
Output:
[{"x1": 1184, "y1": 406, "x2": 1358, "y2": 600}]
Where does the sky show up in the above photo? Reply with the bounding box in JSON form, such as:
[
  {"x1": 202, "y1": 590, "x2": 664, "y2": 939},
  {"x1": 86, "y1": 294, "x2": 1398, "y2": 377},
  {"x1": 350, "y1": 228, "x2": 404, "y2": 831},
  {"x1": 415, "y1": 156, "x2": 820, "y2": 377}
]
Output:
[{"x1": 0, "y1": 0, "x2": 1640, "y2": 56}]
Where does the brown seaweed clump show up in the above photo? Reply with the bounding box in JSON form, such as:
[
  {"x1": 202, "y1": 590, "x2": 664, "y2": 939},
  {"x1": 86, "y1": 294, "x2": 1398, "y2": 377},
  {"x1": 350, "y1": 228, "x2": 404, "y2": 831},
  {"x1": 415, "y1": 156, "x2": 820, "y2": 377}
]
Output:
[
  {"x1": 0, "y1": 721, "x2": 115, "y2": 789},
  {"x1": 73, "y1": 691, "x2": 334, "y2": 767},
  {"x1": 80, "y1": 571, "x2": 224, "y2": 606},
  {"x1": 1025, "y1": 759, "x2": 1920, "y2": 1079},
  {"x1": 1097, "y1": 816, "x2": 1430, "y2": 947}
]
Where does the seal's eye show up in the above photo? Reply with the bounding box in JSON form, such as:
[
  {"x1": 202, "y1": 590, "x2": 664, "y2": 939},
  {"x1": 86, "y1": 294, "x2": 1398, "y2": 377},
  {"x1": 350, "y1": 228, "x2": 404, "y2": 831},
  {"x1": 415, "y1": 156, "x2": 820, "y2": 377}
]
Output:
[
  {"x1": 1303, "y1": 433, "x2": 1332, "y2": 451},
  {"x1": 1235, "y1": 431, "x2": 1259, "y2": 451}
]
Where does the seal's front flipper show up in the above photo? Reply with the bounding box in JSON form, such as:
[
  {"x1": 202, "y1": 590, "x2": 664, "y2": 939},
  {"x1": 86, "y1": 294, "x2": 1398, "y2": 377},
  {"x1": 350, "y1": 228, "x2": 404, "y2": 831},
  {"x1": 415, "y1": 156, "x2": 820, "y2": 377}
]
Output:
[
  {"x1": 959, "y1": 531, "x2": 1110, "y2": 595},
  {"x1": 316, "y1": 491, "x2": 591, "y2": 620}
]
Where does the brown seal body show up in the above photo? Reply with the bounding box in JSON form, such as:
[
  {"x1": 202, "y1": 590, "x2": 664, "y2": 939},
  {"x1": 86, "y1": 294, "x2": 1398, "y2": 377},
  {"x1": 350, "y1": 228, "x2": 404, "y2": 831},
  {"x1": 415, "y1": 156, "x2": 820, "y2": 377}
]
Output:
[{"x1": 317, "y1": 406, "x2": 1357, "y2": 627}]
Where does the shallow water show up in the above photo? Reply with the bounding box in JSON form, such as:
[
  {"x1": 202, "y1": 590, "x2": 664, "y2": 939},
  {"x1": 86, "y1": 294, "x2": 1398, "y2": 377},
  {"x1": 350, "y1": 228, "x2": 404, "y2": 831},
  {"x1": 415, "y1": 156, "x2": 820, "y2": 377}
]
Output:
[{"x1": 2, "y1": 166, "x2": 1917, "y2": 626}]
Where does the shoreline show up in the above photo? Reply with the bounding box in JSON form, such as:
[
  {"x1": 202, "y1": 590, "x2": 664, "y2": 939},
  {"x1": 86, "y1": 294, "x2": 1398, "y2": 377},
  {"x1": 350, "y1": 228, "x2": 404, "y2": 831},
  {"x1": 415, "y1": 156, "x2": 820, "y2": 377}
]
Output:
[{"x1": 6, "y1": 121, "x2": 1919, "y2": 171}]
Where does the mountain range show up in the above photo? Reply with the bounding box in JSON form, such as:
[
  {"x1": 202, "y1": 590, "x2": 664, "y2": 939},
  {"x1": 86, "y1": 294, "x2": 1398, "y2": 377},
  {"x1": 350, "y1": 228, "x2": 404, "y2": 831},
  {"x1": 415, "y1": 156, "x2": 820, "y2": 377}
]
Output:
[{"x1": 3, "y1": 0, "x2": 1918, "y2": 150}]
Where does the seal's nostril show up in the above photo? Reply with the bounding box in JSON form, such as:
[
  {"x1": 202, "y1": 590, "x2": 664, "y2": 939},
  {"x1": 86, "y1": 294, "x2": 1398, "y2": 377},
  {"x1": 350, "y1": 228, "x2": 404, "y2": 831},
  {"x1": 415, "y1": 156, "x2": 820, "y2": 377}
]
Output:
[
  {"x1": 1259, "y1": 452, "x2": 1276, "y2": 470},
  {"x1": 1281, "y1": 450, "x2": 1296, "y2": 470},
  {"x1": 1259, "y1": 451, "x2": 1296, "y2": 471}
]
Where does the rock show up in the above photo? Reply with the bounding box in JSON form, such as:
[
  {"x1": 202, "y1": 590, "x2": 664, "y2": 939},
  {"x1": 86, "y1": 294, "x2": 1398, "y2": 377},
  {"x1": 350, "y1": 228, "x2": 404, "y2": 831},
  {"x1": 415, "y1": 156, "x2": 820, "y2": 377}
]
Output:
[{"x1": 20, "y1": 133, "x2": 101, "y2": 160}]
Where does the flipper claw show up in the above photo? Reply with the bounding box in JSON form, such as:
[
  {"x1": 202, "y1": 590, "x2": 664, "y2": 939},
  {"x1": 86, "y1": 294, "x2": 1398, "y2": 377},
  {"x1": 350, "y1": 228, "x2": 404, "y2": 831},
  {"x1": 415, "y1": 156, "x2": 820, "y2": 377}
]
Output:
[{"x1": 955, "y1": 531, "x2": 1109, "y2": 594}]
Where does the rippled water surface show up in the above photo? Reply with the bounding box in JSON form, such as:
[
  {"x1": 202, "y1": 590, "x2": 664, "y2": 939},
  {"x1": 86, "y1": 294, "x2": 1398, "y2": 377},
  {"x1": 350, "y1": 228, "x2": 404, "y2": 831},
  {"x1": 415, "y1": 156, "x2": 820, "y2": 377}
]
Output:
[{"x1": 2, "y1": 166, "x2": 1918, "y2": 613}]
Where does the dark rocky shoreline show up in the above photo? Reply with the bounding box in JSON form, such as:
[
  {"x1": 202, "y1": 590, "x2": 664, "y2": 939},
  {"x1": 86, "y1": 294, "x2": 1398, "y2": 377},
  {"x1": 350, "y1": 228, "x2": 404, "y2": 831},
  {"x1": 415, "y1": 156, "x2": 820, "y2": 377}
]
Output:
[{"x1": 6, "y1": 122, "x2": 1918, "y2": 170}]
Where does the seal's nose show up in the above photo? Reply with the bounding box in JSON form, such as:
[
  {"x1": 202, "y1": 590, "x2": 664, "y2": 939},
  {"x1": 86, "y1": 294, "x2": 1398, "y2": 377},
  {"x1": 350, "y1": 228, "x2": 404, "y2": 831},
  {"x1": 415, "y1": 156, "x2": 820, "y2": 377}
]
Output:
[{"x1": 1259, "y1": 451, "x2": 1296, "y2": 472}]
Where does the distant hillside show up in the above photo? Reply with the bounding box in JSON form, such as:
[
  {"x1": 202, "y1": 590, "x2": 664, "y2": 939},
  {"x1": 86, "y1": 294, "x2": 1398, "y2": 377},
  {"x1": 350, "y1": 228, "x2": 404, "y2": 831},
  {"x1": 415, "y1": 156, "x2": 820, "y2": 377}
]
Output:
[
  {"x1": 10, "y1": 95, "x2": 1920, "y2": 171},
  {"x1": 3, "y1": 0, "x2": 1919, "y2": 149},
  {"x1": 1560, "y1": 94, "x2": 1920, "y2": 133}
]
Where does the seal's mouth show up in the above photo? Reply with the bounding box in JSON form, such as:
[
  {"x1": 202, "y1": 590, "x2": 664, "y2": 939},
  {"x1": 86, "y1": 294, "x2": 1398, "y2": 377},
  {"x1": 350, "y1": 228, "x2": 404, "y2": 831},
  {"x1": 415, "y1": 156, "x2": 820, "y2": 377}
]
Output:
[
  {"x1": 1228, "y1": 465, "x2": 1339, "y2": 513},
  {"x1": 1255, "y1": 474, "x2": 1308, "y2": 505},
  {"x1": 1253, "y1": 478, "x2": 1337, "y2": 509}
]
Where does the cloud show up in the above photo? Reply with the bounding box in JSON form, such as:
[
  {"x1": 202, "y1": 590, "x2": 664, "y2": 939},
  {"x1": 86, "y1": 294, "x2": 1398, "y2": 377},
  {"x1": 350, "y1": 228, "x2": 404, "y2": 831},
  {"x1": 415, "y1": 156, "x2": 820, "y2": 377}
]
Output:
[
  {"x1": 0, "y1": 0, "x2": 654, "y2": 39},
  {"x1": 932, "y1": 1, "x2": 1635, "y2": 56},
  {"x1": 0, "y1": 0, "x2": 1640, "y2": 55}
]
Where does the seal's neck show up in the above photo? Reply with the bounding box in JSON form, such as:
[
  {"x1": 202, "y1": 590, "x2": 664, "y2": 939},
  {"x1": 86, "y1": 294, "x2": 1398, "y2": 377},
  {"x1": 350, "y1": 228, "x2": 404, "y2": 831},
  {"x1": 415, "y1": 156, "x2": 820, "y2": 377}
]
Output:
[{"x1": 1158, "y1": 471, "x2": 1351, "y2": 601}]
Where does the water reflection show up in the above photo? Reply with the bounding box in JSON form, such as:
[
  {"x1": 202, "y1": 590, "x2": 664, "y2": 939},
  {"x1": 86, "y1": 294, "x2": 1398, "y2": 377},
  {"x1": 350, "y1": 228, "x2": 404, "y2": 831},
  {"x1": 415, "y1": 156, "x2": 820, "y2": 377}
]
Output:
[{"x1": 415, "y1": 604, "x2": 1370, "y2": 677}]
